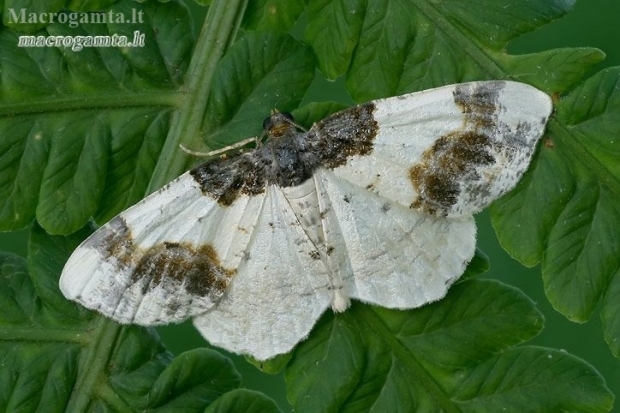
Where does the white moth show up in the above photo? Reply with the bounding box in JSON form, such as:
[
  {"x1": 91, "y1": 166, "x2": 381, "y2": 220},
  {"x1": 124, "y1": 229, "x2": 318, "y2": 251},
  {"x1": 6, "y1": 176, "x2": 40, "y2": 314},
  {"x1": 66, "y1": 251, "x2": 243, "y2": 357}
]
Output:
[{"x1": 60, "y1": 81, "x2": 552, "y2": 360}]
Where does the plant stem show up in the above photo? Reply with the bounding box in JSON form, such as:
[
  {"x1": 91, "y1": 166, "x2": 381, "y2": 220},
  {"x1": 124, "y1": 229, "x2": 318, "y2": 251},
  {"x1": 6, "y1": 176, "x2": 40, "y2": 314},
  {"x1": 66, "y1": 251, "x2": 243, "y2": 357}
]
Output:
[
  {"x1": 147, "y1": 0, "x2": 248, "y2": 193},
  {"x1": 66, "y1": 318, "x2": 123, "y2": 412},
  {"x1": 65, "y1": 3, "x2": 249, "y2": 410}
]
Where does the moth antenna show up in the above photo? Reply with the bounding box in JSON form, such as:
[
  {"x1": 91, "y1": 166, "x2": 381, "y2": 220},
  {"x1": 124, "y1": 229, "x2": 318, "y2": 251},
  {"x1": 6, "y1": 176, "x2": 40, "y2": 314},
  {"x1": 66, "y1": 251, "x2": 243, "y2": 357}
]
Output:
[
  {"x1": 273, "y1": 109, "x2": 307, "y2": 132},
  {"x1": 286, "y1": 116, "x2": 307, "y2": 133},
  {"x1": 180, "y1": 136, "x2": 259, "y2": 158}
]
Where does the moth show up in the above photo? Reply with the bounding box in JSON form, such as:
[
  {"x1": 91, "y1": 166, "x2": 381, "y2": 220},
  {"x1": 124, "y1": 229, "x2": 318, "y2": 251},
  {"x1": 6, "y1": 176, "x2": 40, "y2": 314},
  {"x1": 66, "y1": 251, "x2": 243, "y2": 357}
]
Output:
[{"x1": 60, "y1": 81, "x2": 552, "y2": 360}]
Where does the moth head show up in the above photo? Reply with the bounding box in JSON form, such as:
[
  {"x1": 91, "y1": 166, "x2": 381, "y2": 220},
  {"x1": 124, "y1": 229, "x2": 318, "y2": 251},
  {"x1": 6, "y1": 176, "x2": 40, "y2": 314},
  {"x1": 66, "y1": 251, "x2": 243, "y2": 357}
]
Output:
[{"x1": 263, "y1": 111, "x2": 296, "y2": 139}]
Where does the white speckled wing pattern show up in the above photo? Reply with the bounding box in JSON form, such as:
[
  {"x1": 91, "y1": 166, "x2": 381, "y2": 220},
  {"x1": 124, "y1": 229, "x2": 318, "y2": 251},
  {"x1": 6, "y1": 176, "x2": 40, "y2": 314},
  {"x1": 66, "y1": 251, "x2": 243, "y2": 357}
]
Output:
[
  {"x1": 60, "y1": 173, "x2": 266, "y2": 325},
  {"x1": 193, "y1": 185, "x2": 335, "y2": 360},
  {"x1": 60, "y1": 81, "x2": 552, "y2": 360},
  {"x1": 330, "y1": 81, "x2": 552, "y2": 217},
  {"x1": 314, "y1": 168, "x2": 476, "y2": 309}
]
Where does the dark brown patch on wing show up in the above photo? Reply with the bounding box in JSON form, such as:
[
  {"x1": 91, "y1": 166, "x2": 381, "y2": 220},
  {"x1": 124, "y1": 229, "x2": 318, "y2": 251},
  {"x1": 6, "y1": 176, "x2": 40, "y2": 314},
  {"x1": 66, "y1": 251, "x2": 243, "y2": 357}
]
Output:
[
  {"x1": 190, "y1": 153, "x2": 271, "y2": 206},
  {"x1": 133, "y1": 242, "x2": 233, "y2": 299},
  {"x1": 93, "y1": 216, "x2": 235, "y2": 303},
  {"x1": 306, "y1": 103, "x2": 379, "y2": 169},
  {"x1": 309, "y1": 250, "x2": 320, "y2": 260},
  {"x1": 409, "y1": 83, "x2": 503, "y2": 215},
  {"x1": 453, "y1": 82, "x2": 501, "y2": 129},
  {"x1": 92, "y1": 216, "x2": 134, "y2": 264},
  {"x1": 409, "y1": 132, "x2": 495, "y2": 215}
]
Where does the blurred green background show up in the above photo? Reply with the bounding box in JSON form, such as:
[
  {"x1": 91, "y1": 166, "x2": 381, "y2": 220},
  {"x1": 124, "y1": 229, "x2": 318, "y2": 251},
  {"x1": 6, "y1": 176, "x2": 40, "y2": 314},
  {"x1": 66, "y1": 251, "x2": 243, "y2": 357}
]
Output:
[{"x1": 1, "y1": 0, "x2": 619, "y2": 411}]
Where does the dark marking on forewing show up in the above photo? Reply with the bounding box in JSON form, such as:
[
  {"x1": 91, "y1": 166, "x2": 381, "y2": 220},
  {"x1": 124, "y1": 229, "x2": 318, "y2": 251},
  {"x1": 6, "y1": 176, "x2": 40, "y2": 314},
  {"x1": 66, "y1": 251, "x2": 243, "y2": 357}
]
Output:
[
  {"x1": 305, "y1": 103, "x2": 378, "y2": 169},
  {"x1": 409, "y1": 82, "x2": 502, "y2": 215},
  {"x1": 309, "y1": 250, "x2": 321, "y2": 260},
  {"x1": 190, "y1": 104, "x2": 379, "y2": 206},
  {"x1": 92, "y1": 216, "x2": 235, "y2": 305},
  {"x1": 453, "y1": 82, "x2": 501, "y2": 130},
  {"x1": 409, "y1": 132, "x2": 495, "y2": 215},
  {"x1": 133, "y1": 242, "x2": 232, "y2": 298},
  {"x1": 190, "y1": 152, "x2": 271, "y2": 206},
  {"x1": 94, "y1": 216, "x2": 134, "y2": 260}
]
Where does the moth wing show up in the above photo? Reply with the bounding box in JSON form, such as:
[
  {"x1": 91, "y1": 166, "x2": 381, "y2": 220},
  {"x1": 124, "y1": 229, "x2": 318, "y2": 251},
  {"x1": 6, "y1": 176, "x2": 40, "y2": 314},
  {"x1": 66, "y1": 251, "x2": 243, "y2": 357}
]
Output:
[
  {"x1": 312, "y1": 80, "x2": 552, "y2": 217},
  {"x1": 314, "y1": 168, "x2": 476, "y2": 308},
  {"x1": 193, "y1": 185, "x2": 334, "y2": 361},
  {"x1": 60, "y1": 173, "x2": 265, "y2": 325}
]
